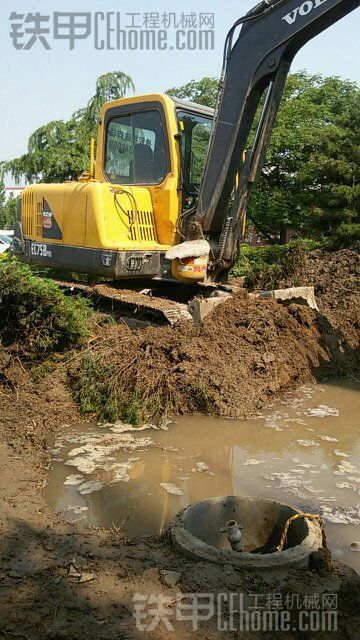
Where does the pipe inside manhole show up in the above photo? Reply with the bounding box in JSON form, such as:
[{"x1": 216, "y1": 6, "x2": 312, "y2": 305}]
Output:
[{"x1": 170, "y1": 496, "x2": 323, "y2": 570}]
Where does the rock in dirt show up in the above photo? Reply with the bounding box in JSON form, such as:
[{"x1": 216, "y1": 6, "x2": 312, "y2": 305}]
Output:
[
  {"x1": 160, "y1": 570, "x2": 181, "y2": 587},
  {"x1": 68, "y1": 564, "x2": 82, "y2": 578},
  {"x1": 79, "y1": 572, "x2": 96, "y2": 583}
]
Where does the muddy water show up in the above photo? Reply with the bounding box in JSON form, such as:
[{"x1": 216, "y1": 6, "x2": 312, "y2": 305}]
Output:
[{"x1": 46, "y1": 380, "x2": 360, "y2": 572}]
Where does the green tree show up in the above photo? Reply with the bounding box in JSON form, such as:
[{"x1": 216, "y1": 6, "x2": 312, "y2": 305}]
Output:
[
  {"x1": 5, "y1": 72, "x2": 135, "y2": 184},
  {"x1": 0, "y1": 171, "x2": 6, "y2": 217},
  {"x1": 0, "y1": 194, "x2": 19, "y2": 230},
  {"x1": 0, "y1": 169, "x2": 18, "y2": 230},
  {"x1": 83, "y1": 72, "x2": 134, "y2": 137},
  {"x1": 167, "y1": 77, "x2": 219, "y2": 108},
  {"x1": 7, "y1": 120, "x2": 86, "y2": 184},
  {"x1": 249, "y1": 73, "x2": 360, "y2": 242},
  {"x1": 167, "y1": 72, "x2": 360, "y2": 244}
]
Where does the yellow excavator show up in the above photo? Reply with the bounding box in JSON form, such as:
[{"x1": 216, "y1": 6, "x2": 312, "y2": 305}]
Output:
[
  {"x1": 14, "y1": 0, "x2": 359, "y2": 320},
  {"x1": 17, "y1": 93, "x2": 214, "y2": 283}
]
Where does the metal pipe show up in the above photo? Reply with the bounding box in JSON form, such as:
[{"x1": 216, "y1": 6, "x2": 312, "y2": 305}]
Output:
[{"x1": 221, "y1": 519, "x2": 243, "y2": 552}]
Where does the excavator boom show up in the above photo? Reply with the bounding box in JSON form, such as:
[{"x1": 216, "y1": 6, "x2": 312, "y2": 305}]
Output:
[{"x1": 192, "y1": 0, "x2": 360, "y2": 271}]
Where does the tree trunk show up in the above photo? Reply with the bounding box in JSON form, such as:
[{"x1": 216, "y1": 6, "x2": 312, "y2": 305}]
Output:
[{"x1": 279, "y1": 223, "x2": 287, "y2": 245}]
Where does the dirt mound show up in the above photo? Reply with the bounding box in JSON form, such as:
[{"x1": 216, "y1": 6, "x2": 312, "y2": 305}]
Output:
[
  {"x1": 0, "y1": 346, "x2": 80, "y2": 452},
  {"x1": 1, "y1": 248, "x2": 358, "y2": 429},
  {"x1": 70, "y1": 247, "x2": 359, "y2": 425},
  {"x1": 295, "y1": 246, "x2": 359, "y2": 302},
  {"x1": 70, "y1": 292, "x2": 335, "y2": 424},
  {"x1": 285, "y1": 246, "x2": 359, "y2": 347}
]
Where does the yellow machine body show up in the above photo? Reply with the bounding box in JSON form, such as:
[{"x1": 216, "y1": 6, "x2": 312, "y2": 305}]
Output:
[{"x1": 16, "y1": 93, "x2": 214, "y2": 281}]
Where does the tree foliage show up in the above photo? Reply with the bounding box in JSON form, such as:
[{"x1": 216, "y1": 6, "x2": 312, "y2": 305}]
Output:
[
  {"x1": 167, "y1": 72, "x2": 360, "y2": 244},
  {"x1": 250, "y1": 73, "x2": 360, "y2": 242},
  {"x1": 0, "y1": 174, "x2": 5, "y2": 207},
  {"x1": 81, "y1": 72, "x2": 135, "y2": 136},
  {"x1": 0, "y1": 168, "x2": 19, "y2": 229},
  {"x1": 0, "y1": 194, "x2": 18, "y2": 230},
  {"x1": 167, "y1": 77, "x2": 219, "y2": 108},
  {"x1": 4, "y1": 72, "x2": 134, "y2": 184}
]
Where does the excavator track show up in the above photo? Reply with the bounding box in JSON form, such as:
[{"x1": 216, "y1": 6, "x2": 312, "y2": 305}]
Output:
[
  {"x1": 55, "y1": 280, "x2": 193, "y2": 325},
  {"x1": 55, "y1": 279, "x2": 318, "y2": 327}
]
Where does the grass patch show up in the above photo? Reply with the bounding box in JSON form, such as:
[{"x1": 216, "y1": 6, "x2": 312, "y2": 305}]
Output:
[
  {"x1": 70, "y1": 354, "x2": 164, "y2": 426},
  {"x1": 186, "y1": 386, "x2": 216, "y2": 414},
  {"x1": 70, "y1": 355, "x2": 113, "y2": 415},
  {"x1": 231, "y1": 240, "x2": 320, "y2": 290},
  {"x1": 69, "y1": 349, "x2": 219, "y2": 427},
  {"x1": 0, "y1": 256, "x2": 92, "y2": 360},
  {"x1": 30, "y1": 356, "x2": 59, "y2": 382}
]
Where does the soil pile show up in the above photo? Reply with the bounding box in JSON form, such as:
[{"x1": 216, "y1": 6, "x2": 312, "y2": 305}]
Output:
[
  {"x1": 1, "y1": 247, "x2": 358, "y2": 430},
  {"x1": 0, "y1": 346, "x2": 80, "y2": 452},
  {"x1": 0, "y1": 250, "x2": 359, "y2": 639},
  {"x1": 284, "y1": 246, "x2": 359, "y2": 346},
  {"x1": 70, "y1": 247, "x2": 359, "y2": 425},
  {"x1": 70, "y1": 292, "x2": 331, "y2": 423}
]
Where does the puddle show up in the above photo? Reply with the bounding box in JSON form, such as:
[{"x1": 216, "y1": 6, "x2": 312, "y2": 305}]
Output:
[{"x1": 46, "y1": 379, "x2": 360, "y2": 573}]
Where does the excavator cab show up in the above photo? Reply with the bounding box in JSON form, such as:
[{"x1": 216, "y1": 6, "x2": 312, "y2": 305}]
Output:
[
  {"x1": 175, "y1": 105, "x2": 213, "y2": 205},
  {"x1": 14, "y1": 94, "x2": 214, "y2": 283}
]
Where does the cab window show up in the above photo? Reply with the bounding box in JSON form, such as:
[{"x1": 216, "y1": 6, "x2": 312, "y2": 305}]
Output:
[
  {"x1": 177, "y1": 110, "x2": 213, "y2": 194},
  {"x1": 105, "y1": 109, "x2": 168, "y2": 185}
]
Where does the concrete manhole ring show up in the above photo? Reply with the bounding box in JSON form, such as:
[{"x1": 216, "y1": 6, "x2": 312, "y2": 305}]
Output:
[{"x1": 170, "y1": 496, "x2": 323, "y2": 570}]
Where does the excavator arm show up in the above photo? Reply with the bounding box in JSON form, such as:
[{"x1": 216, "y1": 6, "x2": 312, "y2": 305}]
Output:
[{"x1": 189, "y1": 0, "x2": 360, "y2": 276}]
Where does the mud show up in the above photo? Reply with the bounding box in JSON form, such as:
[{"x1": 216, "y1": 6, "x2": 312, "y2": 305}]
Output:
[
  {"x1": 1, "y1": 382, "x2": 360, "y2": 639},
  {"x1": 0, "y1": 247, "x2": 359, "y2": 638},
  {"x1": 67, "y1": 247, "x2": 359, "y2": 425},
  {"x1": 70, "y1": 294, "x2": 358, "y2": 425},
  {"x1": 0, "y1": 348, "x2": 81, "y2": 454},
  {"x1": 47, "y1": 381, "x2": 360, "y2": 573},
  {"x1": 279, "y1": 246, "x2": 360, "y2": 349}
]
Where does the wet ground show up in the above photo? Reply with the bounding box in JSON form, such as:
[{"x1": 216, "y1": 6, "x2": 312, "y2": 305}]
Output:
[{"x1": 47, "y1": 379, "x2": 360, "y2": 573}]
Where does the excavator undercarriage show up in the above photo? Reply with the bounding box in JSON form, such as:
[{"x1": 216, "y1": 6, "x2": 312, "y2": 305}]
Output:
[{"x1": 55, "y1": 278, "x2": 319, "y2": 327}]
